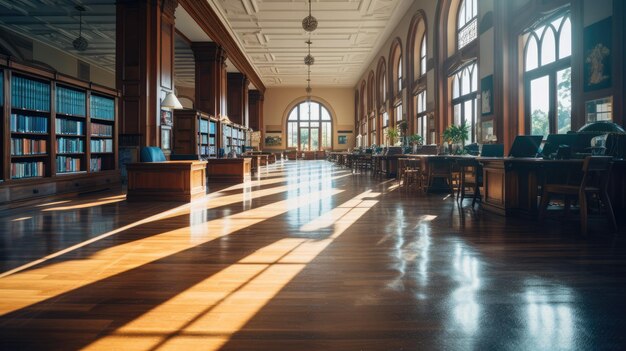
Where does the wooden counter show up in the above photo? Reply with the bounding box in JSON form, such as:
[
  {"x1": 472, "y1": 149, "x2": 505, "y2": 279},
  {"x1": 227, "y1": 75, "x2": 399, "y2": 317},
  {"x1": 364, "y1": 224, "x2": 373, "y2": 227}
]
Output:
[
  {"x1": 207, "y1": 158, "x2": 252, "y2": 182},
  {"x1": 126, "y1": 161, "x2": 207, "y2": 202}
]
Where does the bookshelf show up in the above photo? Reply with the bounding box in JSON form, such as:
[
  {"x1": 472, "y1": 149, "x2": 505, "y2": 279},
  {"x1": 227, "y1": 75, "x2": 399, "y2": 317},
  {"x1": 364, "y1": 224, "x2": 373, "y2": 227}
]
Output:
[
  {"x1": 0, "y1": 56, "x2": 120, "y2": 207},
  {"x1": 220, "y1": 121, "x2": 248, "y2": 156},
  {"x1": 173, "y1": 109, "x2": 217, "y2": 159}
]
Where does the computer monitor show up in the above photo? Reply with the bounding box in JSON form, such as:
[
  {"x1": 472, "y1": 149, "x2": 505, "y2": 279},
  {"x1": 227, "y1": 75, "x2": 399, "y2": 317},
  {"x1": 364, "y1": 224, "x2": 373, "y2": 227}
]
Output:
[
  {"x1": 508, "y1": 135, "x2": 543, "y2": 157},
  {"x1": 481, "y1": 144, "x2": 504, "y2": 157},
  {"x1": 540, "y1": 134, "x2": 580, "y2": 158}
]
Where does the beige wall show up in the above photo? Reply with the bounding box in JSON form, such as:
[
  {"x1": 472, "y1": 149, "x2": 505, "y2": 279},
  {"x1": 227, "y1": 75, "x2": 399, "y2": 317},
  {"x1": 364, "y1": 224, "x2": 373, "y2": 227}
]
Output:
[{"x1": 263, "y1": 87, "x2": 355, "y2": 150}]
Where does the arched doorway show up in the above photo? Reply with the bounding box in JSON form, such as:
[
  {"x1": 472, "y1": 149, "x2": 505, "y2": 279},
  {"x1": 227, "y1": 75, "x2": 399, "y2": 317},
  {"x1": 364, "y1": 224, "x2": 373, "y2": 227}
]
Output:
[{"x1": 286, "y1": 100, "x2": 333, "y2": 151}]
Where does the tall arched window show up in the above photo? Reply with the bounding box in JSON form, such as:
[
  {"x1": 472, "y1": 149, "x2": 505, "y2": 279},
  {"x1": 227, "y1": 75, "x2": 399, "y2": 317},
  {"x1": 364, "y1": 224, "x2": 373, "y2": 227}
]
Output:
[
  {"x1": 397, "y1": 56, "x2": 403, "y2": 92},
  {"x1": 451, "y1": 62, "x2": 478, "y2": 143},
  {"x1": 415, "y1": 91, "x2": 427, "y2": 141},
  {"x1": 523, "y1": 12, "x2": 571, "y2": 137},
  {"x1": 287, "y1": 100, "x2": 333, "y2": 151},
  {"x1": 457, "y1": 0, "x2": 478, "y2": 50},
  {"x1": 420, "y1": 37, "x2": 427, "y2": 77},
  {"x1": 368, "y1": 72, "x2": 376, "y2": 145}
]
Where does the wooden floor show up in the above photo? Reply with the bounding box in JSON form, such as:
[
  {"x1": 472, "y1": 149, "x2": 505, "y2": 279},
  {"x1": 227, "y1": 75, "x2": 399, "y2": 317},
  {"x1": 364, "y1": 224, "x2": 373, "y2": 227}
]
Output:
[{"x1": 1, "y1": 160, "x2": 626, "y2": 350}]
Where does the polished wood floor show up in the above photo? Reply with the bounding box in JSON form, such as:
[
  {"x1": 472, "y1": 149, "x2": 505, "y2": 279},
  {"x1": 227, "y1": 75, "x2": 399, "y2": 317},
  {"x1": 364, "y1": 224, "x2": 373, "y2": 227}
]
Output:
[{"x1": 1, "y1": 160, "x2": 626, "y2": 350}]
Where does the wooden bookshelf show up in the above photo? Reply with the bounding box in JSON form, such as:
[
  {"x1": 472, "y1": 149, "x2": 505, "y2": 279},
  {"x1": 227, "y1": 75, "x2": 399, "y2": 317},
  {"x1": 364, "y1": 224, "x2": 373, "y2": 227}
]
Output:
[
  {"x1": 173, "y1": 109, "x2": 218, "y2": 159},
  {"x1": 0, "y1": 56, "x2": 120, "y2": 207},
  {"x1": 219, "y1": 120, "x2": 248, "y2": 156}
]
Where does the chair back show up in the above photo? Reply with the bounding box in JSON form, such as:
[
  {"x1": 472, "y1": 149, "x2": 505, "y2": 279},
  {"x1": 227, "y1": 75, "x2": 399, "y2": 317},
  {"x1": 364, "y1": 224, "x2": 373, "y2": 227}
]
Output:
[
  {"x1": 140, "y1": 147, "x2": 166, "y2": 162},
  {"x1": 581, "y1": 156, "x2": 612, "y2": 191}
]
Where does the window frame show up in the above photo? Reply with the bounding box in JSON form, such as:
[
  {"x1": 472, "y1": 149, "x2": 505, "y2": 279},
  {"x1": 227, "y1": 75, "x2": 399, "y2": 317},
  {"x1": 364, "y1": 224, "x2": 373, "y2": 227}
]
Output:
[{"x1": 286, "y1": 100, "x2": 333, "y2": 151}]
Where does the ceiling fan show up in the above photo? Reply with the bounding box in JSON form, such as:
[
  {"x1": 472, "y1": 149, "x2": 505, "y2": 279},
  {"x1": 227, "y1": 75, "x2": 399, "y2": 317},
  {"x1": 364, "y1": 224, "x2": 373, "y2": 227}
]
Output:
[{"x1": 72, "y1": 5, "x2": 88, "y2": 51}]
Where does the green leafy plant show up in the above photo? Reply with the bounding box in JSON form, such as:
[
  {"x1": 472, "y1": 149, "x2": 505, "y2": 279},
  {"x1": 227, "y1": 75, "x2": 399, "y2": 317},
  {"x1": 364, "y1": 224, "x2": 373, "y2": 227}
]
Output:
[
  {"x1": 442, "y1": 124, "x2": 469, "y2": 145},
  {"x1": 386, "y1": 127, "x2": 400, "y2": 145},
  {"x1": 408, "y1": 134, "x2": 423, "y2": 145}
]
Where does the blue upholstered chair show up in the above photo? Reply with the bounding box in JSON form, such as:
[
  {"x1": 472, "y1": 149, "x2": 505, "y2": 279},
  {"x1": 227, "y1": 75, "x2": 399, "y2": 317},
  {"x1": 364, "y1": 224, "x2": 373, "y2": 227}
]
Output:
[{"x1": 140, "y1": 147, "x2": 166, "y2": 162}]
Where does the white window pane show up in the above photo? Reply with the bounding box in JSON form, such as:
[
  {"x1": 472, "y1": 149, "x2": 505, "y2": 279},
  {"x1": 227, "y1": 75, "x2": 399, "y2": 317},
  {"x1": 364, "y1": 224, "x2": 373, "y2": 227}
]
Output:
[
  {"x1": 559, "y1": 17, "x2": 572, "y2": 59},
  {"x1": 461, "y1": 68, "x2": 471, "y2": 95},
  {"x1": 289, "y1": 108, "x2": 298, "y2": 121},
  {"x1": 321, "y1": 107, "x2": 331, "y2": 120},
  {"x1": 453, "y1": 75, "x2": 460, "y2": 99},
  {"x1": 471, "y1": 65, "x2": 477, "y2": 92},
  {"x1": 454, "y1": 103, "x2": 462, "y2": 126},
  {"x1": 541, "y1": 28, "x2": 556, "y2": 66},
  {"x1": 557, "y1": 67, "x2": 571, "y2": 134},
  {"x1": 530, "y1": 75, "x2": 550, "y2": 137},
  {"x1": 310, "y1": 102, "x2": 320, "y2": 120},
  {"x1": 459, "y1": 1, "x2": 467, "y2": 27},
  {"x1": 525, "y1": 35, "x2": 539, "y2": 71}
]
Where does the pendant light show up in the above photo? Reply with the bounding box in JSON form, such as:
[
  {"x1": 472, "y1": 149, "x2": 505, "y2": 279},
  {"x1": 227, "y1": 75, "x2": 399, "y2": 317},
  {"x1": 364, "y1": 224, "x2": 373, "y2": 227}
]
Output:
[{"x1": 73, "y1": 5, "x2": 88, "y2": 51}]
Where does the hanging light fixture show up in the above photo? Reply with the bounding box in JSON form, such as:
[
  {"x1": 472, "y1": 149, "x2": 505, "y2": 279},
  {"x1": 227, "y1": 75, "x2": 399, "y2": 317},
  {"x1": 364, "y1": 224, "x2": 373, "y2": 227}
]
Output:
[
  {"x1": 72, "y1": 5, "x2": 89, "y2": 51},
  {"x1": 302, "y1": 0, "x2": 318, "y2": 32}
]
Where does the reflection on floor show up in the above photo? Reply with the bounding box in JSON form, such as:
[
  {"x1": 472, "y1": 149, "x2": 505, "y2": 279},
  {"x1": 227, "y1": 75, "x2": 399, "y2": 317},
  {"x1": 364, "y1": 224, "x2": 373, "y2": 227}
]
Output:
[{"x1": 1, "y1": 160, "x2": 625, "y2": 350}]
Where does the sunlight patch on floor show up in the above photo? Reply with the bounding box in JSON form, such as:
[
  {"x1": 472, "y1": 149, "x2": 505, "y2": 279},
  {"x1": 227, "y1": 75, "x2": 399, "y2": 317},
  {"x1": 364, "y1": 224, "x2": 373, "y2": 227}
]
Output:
[{"x1": 82, "y1": 190, "x2": 380, "y2": 351}]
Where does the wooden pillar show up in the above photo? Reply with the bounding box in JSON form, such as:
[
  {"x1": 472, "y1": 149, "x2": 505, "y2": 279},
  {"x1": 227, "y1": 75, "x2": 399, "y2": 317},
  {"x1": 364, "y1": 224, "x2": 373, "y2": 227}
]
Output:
[
  {"x1": 227, "y1": 72, "x2": 249, "y2": 127},
  {"x1": 116, "y1": 0, "x2": 176, "y2": 147},
  {"x1": 191, "y1": 42, "x2": 227, "y2": 117},
  {"x1": 248, "y1": 90, "x2": 264, "y2": 132}
]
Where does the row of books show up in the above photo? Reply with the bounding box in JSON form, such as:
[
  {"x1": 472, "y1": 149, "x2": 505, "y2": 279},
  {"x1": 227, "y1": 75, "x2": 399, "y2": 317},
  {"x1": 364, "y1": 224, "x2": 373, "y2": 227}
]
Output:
[
  {"x1": 10, "y1": 114, "x2": 48, "y2": 133},
  {"x1": 200, "y1": 119, "x2": 209, "y2": 133},
  {"x1": 90, "y1": 139, "x2": 113, "y2": 153},
  {"x1": 11, "y1": 161, "x2": 44, "y2": 179},
  {"x1": 90, "y1": 95, "x2": 115, "y2": 121},
  {"x1": 56, "y1": 86, "x2": 86, "y2": 116},
  {"x1": 200, "y1": 146, "x2": 216, "y2": 156},
  {"x1": 11, "y1": 75, "x2": 50, "y2": 112},
  {"x1": 90, "y1": 157, "x2": 103, "y2": 172},
  {"x1": 91, "y1": 123, "x2": 113, "y2": 137},
  {"x1": 11, "y1": 138, "x2": 47, "y2": 156},
  {"x1": 57, "y1": 137, "x2": 84, "y2": 154},
  {"x1": 56, "y1": 118, "x2": 84, "y2": 135},
  {"x1": 57, "y1": 156, "x2": 81, "y2": 173}
]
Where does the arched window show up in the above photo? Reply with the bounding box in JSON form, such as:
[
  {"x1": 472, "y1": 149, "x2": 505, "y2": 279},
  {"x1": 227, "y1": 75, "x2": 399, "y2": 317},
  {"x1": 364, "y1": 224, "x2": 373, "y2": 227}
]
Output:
[
  {"x1": 451, "y1": 62, "x2": 478, "y2": 143},
  {"x1": 457, "y1": 0, "x2": 478, "y2": 50},
  {"x1": 415, "y1": 91, "x2": 427, "y2": 141},
  {"x1": 397, "y1": 56, "x2": 403, "y2": 92},
  {"x1": 286, "y1": 100, "x2": 333, "y2": 151},
  {"x1": 368, "y1": 72, "x2": 376, "y2": 145},
  {"x1": 420, "y1": 37, "x2": 427, "y2": 77},
  {"x1": 523, "y1": 12, "x2": 571, "y2": 137}
]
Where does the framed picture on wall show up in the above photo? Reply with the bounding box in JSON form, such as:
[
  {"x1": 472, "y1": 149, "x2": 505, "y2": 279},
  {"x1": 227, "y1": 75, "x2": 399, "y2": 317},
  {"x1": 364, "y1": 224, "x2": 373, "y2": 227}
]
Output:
[
  {"x1": 584, "y1": 17, "x2": 612, "y2": 92},
  {"x1": 481, "y1": 75, "x2": 493, "y2": 116},
  {"x1": 264, "y1": 131, "x2": 282, "y2": 146},
  {"x1": 338, "y1": 135, "x2": 347, "y2": 144},
  {"x1": 161, "y1": 126, "x2": 171, "y2": 151}
]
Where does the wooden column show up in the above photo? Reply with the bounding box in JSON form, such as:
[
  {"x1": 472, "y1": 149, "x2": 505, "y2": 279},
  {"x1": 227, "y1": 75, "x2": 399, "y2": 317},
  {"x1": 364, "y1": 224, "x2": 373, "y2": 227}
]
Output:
[
  {"x1": 116, "y1": 0, "x2": 176, "y2": 147},
  {"x1": 248, "y1": 90, "x2": 264, "y2": 131},
  {"x1": 227, "y1": 73, "x2": 249, "y2": 127},
  {"x1": 191, "y1": 42, "x2": 227, "y2": 117}
]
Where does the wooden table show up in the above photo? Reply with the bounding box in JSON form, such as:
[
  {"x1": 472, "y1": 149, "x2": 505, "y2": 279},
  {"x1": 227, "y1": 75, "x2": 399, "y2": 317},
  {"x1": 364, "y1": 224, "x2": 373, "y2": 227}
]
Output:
[
  {"x1": 479, "y1": 157, "x2": 626, "y2": 219},
  {"x1": 126, "y1": 161, "x2": 207, "y2": 202},
  {"x1": 207, "y1": 158, "x2": 252, "y2": 183}
]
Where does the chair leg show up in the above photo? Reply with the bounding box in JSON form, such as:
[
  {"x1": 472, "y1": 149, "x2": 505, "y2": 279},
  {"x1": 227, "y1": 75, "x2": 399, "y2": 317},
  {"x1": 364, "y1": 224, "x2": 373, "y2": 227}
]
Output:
[
  {"x1": 472, "y1": 182, "x2": 480, "y2": 208},
  {"x1": 539, "y1": 190, "x2": 550, "y2": 221},
  {"x1": 579, "y1": 191, "x2": 588, "y2": 235},
  {"x1": 601, "y1": 191, "x2": 618, "y2": 232}
]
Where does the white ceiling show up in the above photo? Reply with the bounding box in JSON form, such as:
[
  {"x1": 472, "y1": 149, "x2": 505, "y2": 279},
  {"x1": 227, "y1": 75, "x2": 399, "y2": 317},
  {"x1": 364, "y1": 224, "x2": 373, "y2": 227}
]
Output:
[
  {"x1": 0, "y1": 0, "x2": 413, "y2": 90},
  {"x1": 211, "y1": 0, "x2": 413, "y2": 87}
]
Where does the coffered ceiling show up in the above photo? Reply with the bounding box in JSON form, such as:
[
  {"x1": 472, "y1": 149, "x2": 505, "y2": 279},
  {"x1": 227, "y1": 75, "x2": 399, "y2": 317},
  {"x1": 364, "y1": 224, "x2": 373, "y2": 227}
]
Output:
[{"x1": 0, "y1": 0, "x2": 413, "y2": 90}]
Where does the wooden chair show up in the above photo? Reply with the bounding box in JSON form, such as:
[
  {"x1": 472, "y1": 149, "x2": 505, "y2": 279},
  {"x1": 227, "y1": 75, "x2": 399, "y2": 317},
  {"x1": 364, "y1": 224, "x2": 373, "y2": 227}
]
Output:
[
  {"x1": 403, "y1": 159, "x2": 424, "y2": 192},
  {"x1": 538, "y1": 156, "x2": 617, "y2": 235},
  {"x1": 456, "y1": 158, "x2": 481, "y2": 207},
  {"x1": 426, "y1": 157, "x2": 454, "y2": 194}
]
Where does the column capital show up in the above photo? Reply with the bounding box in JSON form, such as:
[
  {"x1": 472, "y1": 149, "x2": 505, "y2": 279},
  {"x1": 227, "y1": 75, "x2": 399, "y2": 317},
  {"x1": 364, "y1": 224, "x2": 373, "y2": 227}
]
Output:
[{"x1": 191, "y1": 42, "x2": 227, "y2": 63}]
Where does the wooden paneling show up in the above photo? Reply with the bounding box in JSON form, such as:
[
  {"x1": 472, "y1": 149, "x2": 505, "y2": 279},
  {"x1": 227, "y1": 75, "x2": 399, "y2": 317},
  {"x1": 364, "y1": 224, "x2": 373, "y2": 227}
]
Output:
[
  {"x1": 126, "y1": 160, "x2": 207, "y2": 202},
  {"x1": 192, "y1": 42, "x2": 227, "y2": 117},
  {"x1": 227, "y1": 73, "x2": 248, "y2": 127}
]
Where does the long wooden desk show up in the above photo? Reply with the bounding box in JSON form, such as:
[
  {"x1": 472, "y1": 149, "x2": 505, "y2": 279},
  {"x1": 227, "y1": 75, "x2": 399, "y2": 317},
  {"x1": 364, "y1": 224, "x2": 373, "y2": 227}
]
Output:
[
  {"x1": 207, "y1": 158, "x2": 252, "y2": 183},
  {"x1": 479, "y1": 157, "x2": 626, "y2": 219},
  {"x1": 126, "y1": 161, "x2": 207, "y2": 202}
]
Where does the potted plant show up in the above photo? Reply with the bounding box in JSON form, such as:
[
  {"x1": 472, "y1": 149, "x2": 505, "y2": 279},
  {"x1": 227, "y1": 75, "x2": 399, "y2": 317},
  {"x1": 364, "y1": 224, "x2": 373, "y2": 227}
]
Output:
[
  {"x1": 386, "y1": 127, "x2": 400, "y2": 146},
  {"x1": 442, "y1": 124, "x2": 469, "y2": 154},
  {"x1": 408, "y1": 134, "x2": 423, "y2": 153}
]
